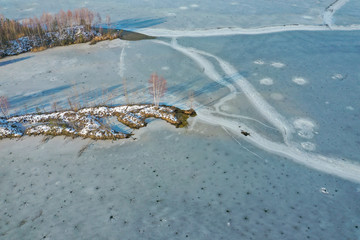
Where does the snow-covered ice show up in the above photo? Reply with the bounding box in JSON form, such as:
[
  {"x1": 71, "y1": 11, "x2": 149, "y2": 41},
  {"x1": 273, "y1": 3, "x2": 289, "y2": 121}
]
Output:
[{"x1": 1, "y1": 0, "x2": 360, "y2": 239}]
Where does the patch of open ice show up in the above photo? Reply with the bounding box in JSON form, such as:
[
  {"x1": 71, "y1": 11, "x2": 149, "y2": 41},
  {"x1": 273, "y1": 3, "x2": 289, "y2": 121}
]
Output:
[
  {"x1": 259, "y1": 78, "x2": 274, "y2": 85},
  {"x1": 253, "y1": 59, "x2": 265, "y2": 65},
  {"x1": 167, "y1": 12, "x2": 176, "y2": 16},
  {"x1": 271, "y1": 62, "x2": 285, "y2": 68},
  {"x1": 161, "y1": 66, "x2": 170, "y2": 71},
  {"x1": 179, "y1": 6, "x2": 188, "y2": 10},
  {"x1": 270, "y1": 93, "x2": 284, "y2": 101},
  {"x1": 190, "y1": 4, "x2": 199, "y2": 8},
  {"x1": 301, "y1": 142, "x2": 316, "y2": 151},
  {"x1": 292, "y1": 77, "x2": 308, "y2": 85},
  {"x1": 346, "y1": 106, "x2": 354, "y2": 111},
  {"x1": 293, "y1": 118, "x2": 317, "y2": 139}
]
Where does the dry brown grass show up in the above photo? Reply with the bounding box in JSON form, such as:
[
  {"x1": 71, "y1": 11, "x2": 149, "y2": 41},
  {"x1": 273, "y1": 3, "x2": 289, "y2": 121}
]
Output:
[
  {"x1": 31, "y1": 46, "x2": 47, "y2": 52},
  {"x1": 89, "y1": 32, "x2": 121, "y2": 45}
]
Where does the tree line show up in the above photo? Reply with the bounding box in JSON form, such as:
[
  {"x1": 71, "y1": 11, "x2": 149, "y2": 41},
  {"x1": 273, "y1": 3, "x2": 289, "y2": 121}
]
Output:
[{"x1": 0, "y1": 8, "x2": 104, "y2": 46}]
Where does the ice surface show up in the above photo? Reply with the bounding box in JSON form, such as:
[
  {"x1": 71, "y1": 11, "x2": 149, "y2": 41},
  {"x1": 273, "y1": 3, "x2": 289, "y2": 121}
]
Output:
[
  {"x1": 0, "y1": 0, "x2": 337, "y2": 29},
  {"x1": 1, "y1": 0, "x2": 360, "y2": 239},
  {"x1": 333, "y1": 0, "x2": 360, "y2": 25},
  {"x1": 0, "y1": 124, "x2": 359, "y2": 239}
]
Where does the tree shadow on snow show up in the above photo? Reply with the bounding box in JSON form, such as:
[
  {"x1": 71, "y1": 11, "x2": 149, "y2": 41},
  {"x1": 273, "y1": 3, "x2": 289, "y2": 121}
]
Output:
[{"x1": 0, "y1": 56, "x2": 33, "y2": 67}]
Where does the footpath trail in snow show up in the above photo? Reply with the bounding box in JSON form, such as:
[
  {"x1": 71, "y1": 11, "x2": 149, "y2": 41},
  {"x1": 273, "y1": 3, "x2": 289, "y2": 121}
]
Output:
[
  {"x1": 156, "y1": 38, "x2": 293, "y2": 144},
  {"x1": 138, "y1": 24, "x2": 360, "y2": 38},
  {"x1": 138, "y1": 0, "x2": 356, "y2": 38},
  {"x1": 189, "y1": 47, "x2": 294, "y2": 144},
  {"x1": 323, "y1": 0, "x2": 350, "y2": 27},
  {"x1": 118, "y1": 46, "x2": 126, "y2": 78},
  {"x1": 198, "y1": 111, "x2": 360, "y2": 184},
  {"x1": 152, "y1": 38, "x2": 360, "y2": 184}
]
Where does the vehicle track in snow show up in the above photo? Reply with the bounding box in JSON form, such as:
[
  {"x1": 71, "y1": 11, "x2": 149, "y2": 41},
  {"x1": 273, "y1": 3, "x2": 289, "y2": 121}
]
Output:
[
  {"x1": 323, "y1": 0, "x2": 350, "y2": 27},
  {"x1": 152, "y1": 38, "x2": 360, "y2": 184}
]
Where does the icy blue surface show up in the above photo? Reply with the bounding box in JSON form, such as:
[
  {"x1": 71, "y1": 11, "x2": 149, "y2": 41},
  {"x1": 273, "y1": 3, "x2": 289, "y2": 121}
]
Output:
[
  {"x1": 334, "y1": 0, "x2": 360, "y2": 25},
  {"x1": 0, "y1": 0, "x2": 334, "y2": 28},
  {"x1": 1, "y1": 1, "x2": 360, "y2": 240},
  {"x1": 179, "y1": 30, "x2": 360, "y2": 162}
]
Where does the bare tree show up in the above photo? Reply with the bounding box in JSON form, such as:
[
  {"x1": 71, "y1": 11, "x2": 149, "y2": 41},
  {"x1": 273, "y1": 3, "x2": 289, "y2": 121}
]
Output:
[
  {"x1": 0, "y1": 96, "x2": 10, "y2": 118},
  {"x1": 95, "y1": 13, "x2": 102, "y2": 25},
  {"x1": 67, "y1": 10, "x2": 73, "y2": 27},
  {"x1": 106, "y1": 15, "x2": 111, "y2": 27},
  {"x1": 52, "y1": 101, "x2": 58, "y2": 112},
  {"x1": 188, "y1": 90, "x2": 195, "y2": 109},
  {"x1": 148, "y1": 73, "x2": 167, "y2": 108},
  {"x1": 58, "y1": 10, "x2": 68, "y2": 29},
  {"x1": 123, "y1": 77, "x2": 129, "y2": 104}
]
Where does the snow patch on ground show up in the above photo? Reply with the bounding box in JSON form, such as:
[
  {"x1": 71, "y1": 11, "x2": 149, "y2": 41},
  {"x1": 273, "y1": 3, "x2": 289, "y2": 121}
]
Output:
[
  {"x1": 270, "y1": 93, "x2": 284, "y2": 101},
  {"x1": 253, "y1": 59, "x2": 265, "y2": 65},
  {"x1": 271, "y1": 62, "x2": 285, "y2": 68},
  {"x1": 293, "y1": 118, "x2": 317, "y2": 139},
  {"x1": 302, "y1": 15, "x2": 314, "y2": 20},
  {"x1": 260, "y1": 78, "x2": 274, "y2": 85},
  {"x1": 301, "y1": 141, "x2": 316, "y2": 151},
  {"x1": 292, "y1": 77, "x2": 308, "y2": 85},
  {"x1": 331, "y1": 73, "x2": 344, "y2": 80}
]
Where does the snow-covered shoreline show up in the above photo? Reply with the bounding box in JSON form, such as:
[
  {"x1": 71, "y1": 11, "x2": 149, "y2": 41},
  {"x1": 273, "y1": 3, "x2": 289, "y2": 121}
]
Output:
[
  {"x1": 0, "y1": 26, "x2": 99, "y2": 58},
  {"x1": 0, "y1": 104, "x2": 196, "y2": 140}
]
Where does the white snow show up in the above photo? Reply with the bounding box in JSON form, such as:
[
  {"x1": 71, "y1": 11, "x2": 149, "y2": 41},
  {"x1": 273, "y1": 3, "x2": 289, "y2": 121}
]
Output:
[
  {"x1": 271, "y1": 62, "x2": 285, "y2": 68},
  {"x1": 259, "y1": 78, "x2": 274, "y2": 85},
  {"x1": 292, "y1": 77, "x2": 308, "y2": 85},
  {"x1": 254, "y1": 59, "x2": 265, "y2": 65},
  {"x1": 293, "y1": 118, "x2": 317, "y2": 139},
  {"x1": 3, "y1": 105, "x2": 188, "y2": 139}
]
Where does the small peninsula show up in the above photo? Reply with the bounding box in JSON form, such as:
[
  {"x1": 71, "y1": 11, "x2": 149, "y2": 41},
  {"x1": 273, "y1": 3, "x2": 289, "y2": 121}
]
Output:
[
  {"x1": 0, "y1": 104, "x2": 196, "y2": 140},
  {"x1": 0, "y1": 8, "x2": 154, "y2": 58}
]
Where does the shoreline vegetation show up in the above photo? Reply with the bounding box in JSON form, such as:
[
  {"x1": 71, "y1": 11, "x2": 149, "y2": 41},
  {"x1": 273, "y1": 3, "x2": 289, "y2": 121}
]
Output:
[
  {"x1": 0, "y1": 8, "x2": 155, "y2": 58},
  {"x1": 0, "y1": 104, "x2": 196, "y2": 140}
]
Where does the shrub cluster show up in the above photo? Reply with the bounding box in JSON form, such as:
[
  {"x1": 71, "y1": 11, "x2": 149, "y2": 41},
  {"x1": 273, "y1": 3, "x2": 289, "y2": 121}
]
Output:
[{"x1": 0, "y1": 8, "x2": 101, "y2": 46}]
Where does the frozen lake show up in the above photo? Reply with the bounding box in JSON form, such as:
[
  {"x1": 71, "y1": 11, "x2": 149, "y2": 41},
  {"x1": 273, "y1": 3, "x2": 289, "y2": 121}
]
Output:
[{"x1": 1, "y1": 0, "x2": 360, "y2": 239}]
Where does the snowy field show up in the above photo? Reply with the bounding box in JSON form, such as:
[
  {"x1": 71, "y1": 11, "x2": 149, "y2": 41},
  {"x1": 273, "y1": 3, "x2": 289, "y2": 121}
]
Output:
[{"x1": 1, "y1": 0, "x2": 360, "y2": 239}]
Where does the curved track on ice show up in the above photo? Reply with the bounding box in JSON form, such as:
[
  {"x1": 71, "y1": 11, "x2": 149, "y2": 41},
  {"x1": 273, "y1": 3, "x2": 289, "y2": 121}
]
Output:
[
  {"x1": 140, "y1": 0, "x2": 360, "y2": 183},
  {"x1": 151, "y1": 35, "x2": 360, "y2": 183}
]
